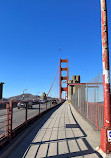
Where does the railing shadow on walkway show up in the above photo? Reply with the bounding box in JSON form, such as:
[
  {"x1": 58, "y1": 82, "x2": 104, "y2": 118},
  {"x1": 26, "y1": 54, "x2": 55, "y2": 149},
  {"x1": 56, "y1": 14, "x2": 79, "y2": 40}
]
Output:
[
  {"x1": 0, "y1": 104, "x2": 62, "y2": 158},
  {"x1": 4, "y1": 103, "x2": 103, "y2": 158},
  {"x1": 23, "y1": 105, "x2": 102, "y2": 158}
]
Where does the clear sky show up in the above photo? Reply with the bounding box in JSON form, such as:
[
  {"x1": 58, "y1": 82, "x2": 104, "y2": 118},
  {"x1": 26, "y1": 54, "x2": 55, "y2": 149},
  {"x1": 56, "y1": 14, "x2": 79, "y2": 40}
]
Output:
[{"x1": 0, "y1": 0, "x2": 111, "y2": 98}]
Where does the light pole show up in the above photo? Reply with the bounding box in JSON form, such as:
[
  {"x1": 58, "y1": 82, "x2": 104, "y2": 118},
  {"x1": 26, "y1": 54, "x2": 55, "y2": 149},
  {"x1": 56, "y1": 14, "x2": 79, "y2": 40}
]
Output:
[{"x1": 23, "y1": 89, "x2": 27, "y2": 100}]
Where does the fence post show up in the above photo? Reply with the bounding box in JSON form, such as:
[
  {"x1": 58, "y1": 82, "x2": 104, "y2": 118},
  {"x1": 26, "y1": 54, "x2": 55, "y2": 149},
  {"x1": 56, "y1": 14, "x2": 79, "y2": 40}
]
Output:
[
  {"x1": 95, "y1": 87, "x2": 98, "y2": 130},
  {"x1": 78, "y1": 87, "x2": 79, "y2": 108},
  {"x1": 99, "y1": 0, "x2": 111, "y2": 153},
  {"x1": 96, "y1": 103, "x2": 98, "y2": 130},
  {"x1": 86, "y1": 85, "x2": 88, "y2": 119},
  {"x1": 8, "y1": 100, "x2": 13, "y2": 141},
  {"x1": 5, "y1": 102, "x2": 9, "y2": 137},
  {"x1": 46, "y1": 101, "x2": 47, "y2": 110},
  {"x1": 25, "y1": 102, "x2": 28, "y2": 126},
  {"x1": 39, "y1": 103, "x2": 40, "y2": 115},
  {"x1": 83, "y1": 87, "x2": 86, "y2": 119}
]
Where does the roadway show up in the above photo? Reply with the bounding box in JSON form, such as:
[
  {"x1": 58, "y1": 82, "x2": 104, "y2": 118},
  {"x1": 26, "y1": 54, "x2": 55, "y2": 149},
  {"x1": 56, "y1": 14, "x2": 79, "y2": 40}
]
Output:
[{"x1": 0, "y1": 102, "x2": 57, "y2": 137}]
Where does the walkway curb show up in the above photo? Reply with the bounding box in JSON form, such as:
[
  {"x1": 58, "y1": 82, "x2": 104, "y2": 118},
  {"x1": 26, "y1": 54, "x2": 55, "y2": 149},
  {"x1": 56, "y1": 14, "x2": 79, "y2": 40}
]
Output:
[{"x1": 96, "y1": 147, "x2": 111, "y2": 158}]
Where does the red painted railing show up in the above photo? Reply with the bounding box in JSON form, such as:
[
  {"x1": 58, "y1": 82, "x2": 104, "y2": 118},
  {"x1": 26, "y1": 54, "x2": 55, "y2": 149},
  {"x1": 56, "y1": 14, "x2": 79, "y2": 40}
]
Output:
[{"x1": 0, "y1": 99, "x2": 64, "y2": 148}]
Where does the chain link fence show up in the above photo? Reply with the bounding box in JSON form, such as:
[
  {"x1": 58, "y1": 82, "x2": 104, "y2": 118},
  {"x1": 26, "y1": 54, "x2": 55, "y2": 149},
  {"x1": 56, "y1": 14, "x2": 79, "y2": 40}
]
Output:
[{"x1": 71, "y1": 73, "x2": 104, "y2": 130}]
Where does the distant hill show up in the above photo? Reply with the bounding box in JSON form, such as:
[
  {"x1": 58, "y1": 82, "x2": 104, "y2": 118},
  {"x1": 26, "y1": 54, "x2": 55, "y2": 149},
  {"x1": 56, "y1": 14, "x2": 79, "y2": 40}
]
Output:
[{"x1": 7, "y1": 93, "x2": 40, "y2": 101}]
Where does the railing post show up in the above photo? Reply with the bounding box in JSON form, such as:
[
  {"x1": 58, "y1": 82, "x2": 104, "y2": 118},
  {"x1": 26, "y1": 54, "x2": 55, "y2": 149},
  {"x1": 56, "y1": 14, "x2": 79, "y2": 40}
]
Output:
[
  {"x1": 96, "y1": 102, "x2": 98, "y2": 130},
  {"x1": 82, "y1": 87, "x2": 85, "y2": 119},
  {"x1": 99, "y1": 0, "x2": 111, "y2": 153},
  {"x1": 8, "y1": 100, "x2": 13, "y2": 141},
  {"x1": 39, "y1": 103, "x2": 40, "y2": 115},
  {"x1": 95, "y1": 88, "x2": 98, "y2": 130},
  {"x1": 5, "y1": 102, "x2": 9, "y2": 137},
  {"x1": 25, "y1": 102, "x2": 28, "y2": 126},
  {"x1": 46, "y1": 101, "x2": 47, "y2": 110},
  {"x1": 78, "y1": 87, "x2": 80, "y2": 109},
  {"x1": 86, "y1": 84, "x2": 89, "y2": 119}
]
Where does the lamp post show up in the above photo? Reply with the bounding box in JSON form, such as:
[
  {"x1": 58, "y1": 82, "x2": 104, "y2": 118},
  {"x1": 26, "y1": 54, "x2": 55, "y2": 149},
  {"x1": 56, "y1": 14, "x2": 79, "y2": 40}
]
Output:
[{"x1": 23, "y1": 89, "x2": 27, "y2": 100}]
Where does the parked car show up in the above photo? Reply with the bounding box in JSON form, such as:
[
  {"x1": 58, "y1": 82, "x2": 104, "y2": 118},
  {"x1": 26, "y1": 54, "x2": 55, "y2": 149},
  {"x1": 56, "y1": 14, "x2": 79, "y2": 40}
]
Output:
[
  {"x1": 28, "y1": 102, "x2": 33, "y2": 108},
  {"x1": 17, "y1": 102, "x2": 26, "y2": 109},
  {"x1": 17, "y1": 101, "x2": 33, "y2": 109},
  {"x1": 52, "y1": 100, "x2": 57, "y2": 104}
]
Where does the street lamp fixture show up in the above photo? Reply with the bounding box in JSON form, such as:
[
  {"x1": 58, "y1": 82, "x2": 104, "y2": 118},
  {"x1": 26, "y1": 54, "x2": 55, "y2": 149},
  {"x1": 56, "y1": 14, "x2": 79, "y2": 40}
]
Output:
[{"x1": 23, "y1": 89, "x2": 27, "y2": 100}]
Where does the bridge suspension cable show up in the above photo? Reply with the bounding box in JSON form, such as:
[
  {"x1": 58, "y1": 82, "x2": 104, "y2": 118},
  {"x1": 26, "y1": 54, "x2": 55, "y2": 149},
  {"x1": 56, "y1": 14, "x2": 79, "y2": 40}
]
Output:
[{"x1": 47, "y1": 64, "x2": 59, "y2": 97}]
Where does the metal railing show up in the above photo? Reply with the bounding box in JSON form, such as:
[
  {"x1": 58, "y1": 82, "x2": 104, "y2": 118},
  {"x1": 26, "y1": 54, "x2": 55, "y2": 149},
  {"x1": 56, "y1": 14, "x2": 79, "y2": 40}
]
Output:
[
  {"x1": 0, "y1": 99, "x2": 64, "y2": 148},
  {"x1": 71, "y1": 73, "x2": 104, "y2": 130}
]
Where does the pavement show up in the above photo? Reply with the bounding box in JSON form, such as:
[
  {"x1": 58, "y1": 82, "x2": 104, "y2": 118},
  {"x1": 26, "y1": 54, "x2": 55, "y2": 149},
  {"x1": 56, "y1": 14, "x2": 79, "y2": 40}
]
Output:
[{"x1": 2, "y1": 101, "x2": 103, "y2": 158}]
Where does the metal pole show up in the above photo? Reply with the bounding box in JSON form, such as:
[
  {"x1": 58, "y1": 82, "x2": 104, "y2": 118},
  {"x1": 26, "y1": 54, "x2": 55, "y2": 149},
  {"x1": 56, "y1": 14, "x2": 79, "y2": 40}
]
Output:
[
  {"x1": 25, "y1": 102, "x2": 28, "y2": 126},
  {"x1": 39, "y1": 103, "x2": 40, "y2": 115},
  {"x1": 87, "y1": 85, "x2": 88, "y2": 119},
  {"x1": 67, "y1": 59, "x2": 69, "y2": 99},
  {"x1": 78, "y1": 88, "x2": 79, "y2": 108},
  {"x1": 8, "y1": 100, "x2": 13, "y2": 141},
  {"x1": 101, "y1": 0, "x2": 111, "y2": 128},
  {"x1": 96, "y1": 87, "x2": 99, "y2": 130},
  {"x1": 5, "y1": 102, "x2": 9, "y2": 137},
  {"x1": 59, "y1": 59, "x2": 61, "y2": 99},
  {"x1": 100, "y1": 0, "x2": 111, "y2": 153}
]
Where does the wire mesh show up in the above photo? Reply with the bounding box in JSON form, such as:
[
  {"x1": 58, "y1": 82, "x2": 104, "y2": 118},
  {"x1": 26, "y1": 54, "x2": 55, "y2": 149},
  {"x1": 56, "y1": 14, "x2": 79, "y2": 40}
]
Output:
[
  {"x1": 71, "y1": 73, "x2": 104, "y2": 130},
  {"x1": 0, "y1": 102, "x2": 7, "y2": 139},
  {"x1": 27, "y1": 103, "x2": 40, "y2": 120},
  {"x1": 12, "y1": 106, "x2": 25, "y2": 130}
]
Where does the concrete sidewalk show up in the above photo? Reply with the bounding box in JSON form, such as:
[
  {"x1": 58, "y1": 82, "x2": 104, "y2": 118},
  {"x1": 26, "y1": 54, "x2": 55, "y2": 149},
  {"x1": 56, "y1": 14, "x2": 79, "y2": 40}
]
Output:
[{"x1": 6, "y1": 101, "x2": 102, "y2": 158}]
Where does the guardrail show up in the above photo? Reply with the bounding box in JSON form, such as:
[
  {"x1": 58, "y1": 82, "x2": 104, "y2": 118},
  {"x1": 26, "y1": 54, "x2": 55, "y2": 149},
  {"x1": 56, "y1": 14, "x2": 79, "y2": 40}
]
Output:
[
  {"x1": 71, "y1": 98, "x2": 104, "y2": 130},
  {"x1": 71, "y1": 73, "x2": 104, "y2": 131},
  {"x1": 0, "y1": 99, "x2": 65, "y2": 148}
]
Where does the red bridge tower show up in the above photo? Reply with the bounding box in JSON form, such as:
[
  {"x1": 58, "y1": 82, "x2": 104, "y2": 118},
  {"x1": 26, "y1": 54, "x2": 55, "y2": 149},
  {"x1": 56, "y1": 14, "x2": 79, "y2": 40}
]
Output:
[{"x1": 59, "y1": 59, "x2": 69, "y2": 99}]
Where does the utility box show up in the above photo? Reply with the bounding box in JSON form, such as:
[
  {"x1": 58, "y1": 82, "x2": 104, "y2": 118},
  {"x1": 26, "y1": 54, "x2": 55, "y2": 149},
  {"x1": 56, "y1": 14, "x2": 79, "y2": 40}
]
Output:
[{"x1": 0, "y1": 83, "x2": 4, "y2": 100}]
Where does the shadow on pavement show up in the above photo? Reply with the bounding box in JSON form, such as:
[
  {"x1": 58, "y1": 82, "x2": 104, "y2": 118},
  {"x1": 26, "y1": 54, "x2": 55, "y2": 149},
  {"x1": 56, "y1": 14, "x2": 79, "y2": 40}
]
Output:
[
  {"x1": 29, "y1": 105, "x2": 102, "y2": 158},
  {"x1": 2, "y1": 103, "x2": 102, "y2": 158},
  {"x1": 0, "y1": 104, "x2": 62, "y2": 158}
]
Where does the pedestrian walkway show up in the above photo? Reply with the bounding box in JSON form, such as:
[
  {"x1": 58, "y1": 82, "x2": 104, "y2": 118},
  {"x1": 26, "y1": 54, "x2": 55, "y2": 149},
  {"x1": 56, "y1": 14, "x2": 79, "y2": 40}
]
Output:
[{"x1": 6, "y1": 101, "x2": 102, "y2": 158}]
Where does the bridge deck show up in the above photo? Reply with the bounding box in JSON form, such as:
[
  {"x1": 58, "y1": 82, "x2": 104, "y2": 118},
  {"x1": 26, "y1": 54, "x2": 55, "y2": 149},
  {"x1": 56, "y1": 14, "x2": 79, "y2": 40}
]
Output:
[{"x1": 2, "y1": 101, "x2": 102, "y2": 158}]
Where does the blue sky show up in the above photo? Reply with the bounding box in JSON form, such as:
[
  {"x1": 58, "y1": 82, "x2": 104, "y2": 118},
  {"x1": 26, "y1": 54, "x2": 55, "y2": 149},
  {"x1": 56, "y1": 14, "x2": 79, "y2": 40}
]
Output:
[{"x1": 0, "y1": 0, "x2": 111, "y2": 98}]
